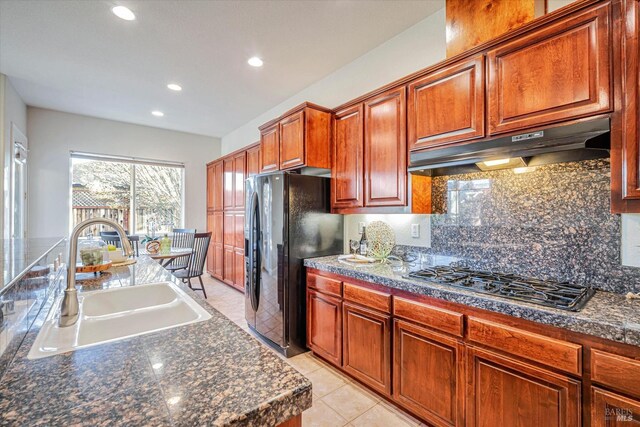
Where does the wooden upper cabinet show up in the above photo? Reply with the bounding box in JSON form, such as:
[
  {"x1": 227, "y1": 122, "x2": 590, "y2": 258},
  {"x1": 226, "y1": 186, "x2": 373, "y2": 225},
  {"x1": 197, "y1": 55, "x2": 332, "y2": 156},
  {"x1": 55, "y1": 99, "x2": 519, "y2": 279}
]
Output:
[
  {"x1": 364, "y1": 87, "x2": 407, "y2": 207},
  {"x1": 445, "y1": 0, "x2": 544, "y2": 58},
  {"x1": 487, "y1": 2, "x2": 612, "y2": 135},
  {"x1": 614, "y1": 0, "x2": 640, "y2": 212},
  {"x1": 206, "y1": 164, "x2": 214, "y2": 210},
  {"x1": 246, "y1": 144, "x2": 261, "y2": 178},
  {"x1": 408, "y1": 55, "x2": 485, "y2": 150},
  {"x1": 223, "y1": 158, "x2": 234, "y2": 210},
  {"x1": 260, "y1": 123, "x2": 279, "y2": 173},
  {"x1": 279, "y1": 111, "x2": 305, "y2": 170},
  {"x1": 466, "y1": 346, "x2": 581, "y2": 427},
  {"x1": 210, "y1": 161, "x2": 223, "y2": 212},
  {"x1": 259, "y1": 103, "x2": 331, "y2": 172},
  {"x1": 233, "y1": 152, "x2": 246, "y2": 210},
  {"x1": 332, "y1": 104, "x2": 364, "y2": 209}
]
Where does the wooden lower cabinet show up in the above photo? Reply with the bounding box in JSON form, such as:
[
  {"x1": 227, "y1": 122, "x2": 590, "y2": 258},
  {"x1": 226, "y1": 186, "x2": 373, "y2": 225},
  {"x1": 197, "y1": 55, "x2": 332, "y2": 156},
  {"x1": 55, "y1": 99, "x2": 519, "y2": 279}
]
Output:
[
  {"x1": 307, "y1": 289, "x2": 342, "y2": 366},
  {"x1": 212, "y1": 243, "x2": 223, "y2": 280},
  {"x1": 233, "y1": 248, "x2": 244, "y2": 292},
  {"x1": 393, "y1": 319, "x2": 464, "y2": 427},
  {"x1": 342, "y1": 302, "x2": 391, "y2": 396},
  {"x1": 592, "y1": 387, "x2": 640, "y2": 426},
  {"x1": 223, "y1": 246, "x2": 234, "y2": 285},
  {"x1": 306, "y1": 270, "x2": 640, "y2": 427},
  {"x1": 466, "y1": 346, "x2": 581, "y2": 427}
]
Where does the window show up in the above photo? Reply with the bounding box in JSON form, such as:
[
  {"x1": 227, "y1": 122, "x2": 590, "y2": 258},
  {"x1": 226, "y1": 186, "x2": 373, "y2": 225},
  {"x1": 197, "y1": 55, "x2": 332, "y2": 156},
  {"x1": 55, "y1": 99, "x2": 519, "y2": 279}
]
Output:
[{"x1": 71, "y1": 153, "x2": 184, "y2": 236}]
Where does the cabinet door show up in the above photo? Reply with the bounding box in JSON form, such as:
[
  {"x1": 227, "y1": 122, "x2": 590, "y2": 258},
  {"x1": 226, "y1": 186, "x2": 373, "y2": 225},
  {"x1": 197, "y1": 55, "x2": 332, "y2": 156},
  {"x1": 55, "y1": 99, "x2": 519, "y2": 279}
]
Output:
[
  {"x1": 307, "y1": 289, "x2": 342, "y2": 366},
  {"x1": 223, "y1": 212, "x2": 234, "y2": 247},
  {"x1": 467, "y1": 346, "x2": 581, "y2": 427},
  {"x1": 213, "y1": 161, "x2": 224, "y2": 212},
  {"x1": 223, "y1": 158, "x2": 234, "y2": 210},
  {"x1": 246, "y1": 145, "x2": 261, "y2": 177},
  {"x1": 279, "y1": 111, "x2": 305, "y2": 170},
  {"x1": 393, "y1": 319, "x2": 464, "y2": 427},
  {"x1": 364, "y1": 86, "x2": 407, "y2": 207},
  {"x1": 487, "y1": 2, "x2": 611, "y2": 135},
  {"x1": 213, "y1": 243, "x2": 223, "y2": 280},
  {"x1": 332, "y1": 104, "x2": 364, "y2": 209},
  {"x1": 206, "y1": 212, "x2": 215, "y2": 275},
  {"x1": 233, "y1": 248, "x2": 245, "y2": 293},
  {"x1": 233, "y1": 152, "x2": 246, "y2": 210},
  {"x1": 408, "y1": 55, "x2": 485, "y2": 150},
  {"x1": 260, "y1": 124, "x2": 280, "y2": 172},
  {"x1": 223, "y1": 246, "x2": 234, "y2": 285},
  {"x1": 234, "y1": 213, "x2": 244, "y2": 248},
  {"x1": 592, "y1": 387, "x2": 640, "y2": 426},
  {"x1": 206, "y1": 164, "x2": 215, "y2": 210},
  {"x1": 213, "y1": 212, "x2": 224, "y2": 245},
  {"x1": 342, "y1": 301, "x2": 391, "y2": 396},
  {"x1": 615, "y1": 0, "x2": 640, "y2": 209}
]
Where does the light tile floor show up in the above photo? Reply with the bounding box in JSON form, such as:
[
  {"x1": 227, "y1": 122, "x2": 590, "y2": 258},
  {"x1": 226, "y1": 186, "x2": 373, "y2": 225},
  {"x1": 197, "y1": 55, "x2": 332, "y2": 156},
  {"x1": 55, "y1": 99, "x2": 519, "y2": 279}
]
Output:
[{"x1": 199, "y1": 276, "x2": 426, "y2": 427}]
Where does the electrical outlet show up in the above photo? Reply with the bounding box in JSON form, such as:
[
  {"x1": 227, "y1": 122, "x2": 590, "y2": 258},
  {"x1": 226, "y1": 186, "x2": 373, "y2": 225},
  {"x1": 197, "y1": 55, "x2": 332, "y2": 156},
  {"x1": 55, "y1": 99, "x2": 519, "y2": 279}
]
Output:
[
  {"x1": 358, "y1": 222, "x2": 365, "y2": 233},
  {"x1": 411, "y1": 223, "x2": 420, "y2": 238}
]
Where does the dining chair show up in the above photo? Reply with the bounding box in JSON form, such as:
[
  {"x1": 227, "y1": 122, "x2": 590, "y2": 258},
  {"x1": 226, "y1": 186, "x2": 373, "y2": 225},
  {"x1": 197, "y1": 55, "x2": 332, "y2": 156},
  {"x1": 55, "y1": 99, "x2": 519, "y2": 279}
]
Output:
[
  {"x1": 165, "y1": 228, "x2": 196, "y2": 272},
  {"x1": 100, "y1": 231, "x2": 139, "y2": 257},
  {"x1": 173, "y1": 232, "x2": 211, "y2": 298}
]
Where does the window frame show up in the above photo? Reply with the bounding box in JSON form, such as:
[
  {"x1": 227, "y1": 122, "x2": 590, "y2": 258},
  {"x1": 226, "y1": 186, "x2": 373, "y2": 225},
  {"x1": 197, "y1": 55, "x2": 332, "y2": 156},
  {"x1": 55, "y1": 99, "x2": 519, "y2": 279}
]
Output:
[{"x1": 69, "y1": 151, "x2": 186, "y2": 235}]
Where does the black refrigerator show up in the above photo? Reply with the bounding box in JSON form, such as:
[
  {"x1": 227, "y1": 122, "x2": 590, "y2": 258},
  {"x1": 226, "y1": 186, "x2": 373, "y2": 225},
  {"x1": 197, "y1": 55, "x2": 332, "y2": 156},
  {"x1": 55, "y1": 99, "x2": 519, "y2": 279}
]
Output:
[{"x1": 244, "y1": 172, "x2": 343, "y2": 357}]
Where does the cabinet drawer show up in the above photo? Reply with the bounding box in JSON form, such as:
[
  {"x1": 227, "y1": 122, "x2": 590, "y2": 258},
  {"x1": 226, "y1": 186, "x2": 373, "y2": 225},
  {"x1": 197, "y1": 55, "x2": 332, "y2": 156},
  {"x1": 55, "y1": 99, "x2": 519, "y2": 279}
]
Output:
[
  {"x1": 468, "y1": 317, "x2": 582, "y2": 375},
  {"x1": 307, "y1": 273, "x2": 342, "y2": 297},
  {"x1": 591, "y1": 349, "x2": 640, "y2": 398},
  {"x1": 393, "y1": 296, "x2": 463, "y2": 338},
  {"x1": 344, "y1": 283, "x2": 391, "y2": 313}
]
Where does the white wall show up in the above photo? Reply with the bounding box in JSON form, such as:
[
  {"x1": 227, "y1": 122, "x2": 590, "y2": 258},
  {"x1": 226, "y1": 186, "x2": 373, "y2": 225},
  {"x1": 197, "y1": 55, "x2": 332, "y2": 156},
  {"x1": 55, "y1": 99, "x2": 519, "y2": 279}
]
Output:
[
  {"x1": 27, "y1": 108, "x2": 220, "y2": 238},
  {"x1": 548, "y1": 0, "x2": 576, "y2": 12},
  {"x1": 344, "y1": 214, "x2": 431, "y2": 253},
  {"x1": 1, "y1": 75, "x2": 28, "y2": 239},
  {"x1": 221, "y1": 6, "x2": 446, "y2": 155}
]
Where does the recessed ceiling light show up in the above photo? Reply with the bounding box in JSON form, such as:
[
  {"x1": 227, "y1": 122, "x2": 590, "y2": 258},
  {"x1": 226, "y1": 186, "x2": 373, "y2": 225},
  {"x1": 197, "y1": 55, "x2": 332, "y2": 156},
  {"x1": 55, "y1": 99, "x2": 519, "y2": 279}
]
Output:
[
  {"x1": 167, "y1": 83, "x2": 182, "y2": 91},
  {"x1": 247, "y1": 57, "x2": 264, "y2": 67},
  {"x1": 112, "y1": 5, "x2": 136, "y2": 21},
  {"x1": 151, "y1": 110, "x2": 164, "y2": 117}
]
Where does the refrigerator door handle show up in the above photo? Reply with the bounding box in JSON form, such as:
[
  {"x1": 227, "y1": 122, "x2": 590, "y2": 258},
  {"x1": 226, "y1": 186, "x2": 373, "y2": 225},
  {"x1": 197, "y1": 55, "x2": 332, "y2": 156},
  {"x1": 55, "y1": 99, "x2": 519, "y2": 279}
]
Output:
[
  {"x1": 249, "y1": 192, "x2": 261, "y2": 312},
  {"x1": 247, "y1": 191, "x2": 255, "y2": 298}
]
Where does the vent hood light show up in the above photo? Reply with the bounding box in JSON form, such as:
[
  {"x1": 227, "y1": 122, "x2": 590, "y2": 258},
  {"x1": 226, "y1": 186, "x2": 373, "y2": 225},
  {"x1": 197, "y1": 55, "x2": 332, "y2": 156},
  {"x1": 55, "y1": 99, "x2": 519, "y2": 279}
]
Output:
[
  {"x1": 476, "y1": 157, "x2": 527, "y2": 171},
  {"x1": 513, "y1": 166, "x2": 537, "y2": 174},
  {"x1": 483, "y1": 158, "x2": 510, "y2": 167}
]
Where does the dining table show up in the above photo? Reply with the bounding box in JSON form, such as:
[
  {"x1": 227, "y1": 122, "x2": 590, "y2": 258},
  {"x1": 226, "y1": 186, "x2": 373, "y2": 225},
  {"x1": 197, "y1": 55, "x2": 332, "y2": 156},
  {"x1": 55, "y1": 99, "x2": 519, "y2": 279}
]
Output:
[{"x1": 141, "y1": 247, "x2": 193, "y2": 268}]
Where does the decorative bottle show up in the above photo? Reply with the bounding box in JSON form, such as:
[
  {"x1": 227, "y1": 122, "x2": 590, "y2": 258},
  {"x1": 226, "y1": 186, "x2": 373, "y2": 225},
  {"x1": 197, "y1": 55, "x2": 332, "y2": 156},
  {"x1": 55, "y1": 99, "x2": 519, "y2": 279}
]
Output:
[{"x1": 359, "y1": 226, "x2": 368, "y2": 256}]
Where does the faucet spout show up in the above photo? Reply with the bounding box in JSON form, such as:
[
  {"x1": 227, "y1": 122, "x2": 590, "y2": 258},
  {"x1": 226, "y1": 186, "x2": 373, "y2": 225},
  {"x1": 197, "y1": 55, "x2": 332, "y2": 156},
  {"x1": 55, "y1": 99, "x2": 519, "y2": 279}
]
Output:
[{"x1": 59, "y1": 218, "x2": 133, "y2": 327}]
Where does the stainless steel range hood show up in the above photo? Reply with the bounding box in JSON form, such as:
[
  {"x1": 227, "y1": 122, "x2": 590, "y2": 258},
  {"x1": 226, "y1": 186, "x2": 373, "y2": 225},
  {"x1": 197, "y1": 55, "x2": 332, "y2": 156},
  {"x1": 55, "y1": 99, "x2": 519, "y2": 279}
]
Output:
[{"x1": 409, "y1": 118, "x2": 610, "y2": 175}]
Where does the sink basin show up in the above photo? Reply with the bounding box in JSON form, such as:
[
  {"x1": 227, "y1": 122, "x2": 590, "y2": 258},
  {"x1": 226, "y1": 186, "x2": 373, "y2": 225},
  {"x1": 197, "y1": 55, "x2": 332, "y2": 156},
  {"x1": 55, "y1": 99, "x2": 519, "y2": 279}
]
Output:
[{"x1": 28, "y1": 281, "x2": 212, "y2": 359}]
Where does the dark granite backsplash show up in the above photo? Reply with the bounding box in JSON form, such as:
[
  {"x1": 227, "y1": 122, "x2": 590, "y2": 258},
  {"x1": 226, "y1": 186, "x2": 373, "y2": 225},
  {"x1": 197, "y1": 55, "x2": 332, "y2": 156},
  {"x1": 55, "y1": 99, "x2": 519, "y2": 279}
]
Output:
[{"x1": 398, "y1": 159, "x2": 640, "y2": 294}]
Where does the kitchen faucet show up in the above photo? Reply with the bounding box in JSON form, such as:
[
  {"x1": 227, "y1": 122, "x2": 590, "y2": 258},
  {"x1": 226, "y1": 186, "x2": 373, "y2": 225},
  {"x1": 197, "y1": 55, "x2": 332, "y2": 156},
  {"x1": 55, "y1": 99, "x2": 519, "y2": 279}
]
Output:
[{"x1": 59, "y1": 218, "x2": 134, "y2": 327}]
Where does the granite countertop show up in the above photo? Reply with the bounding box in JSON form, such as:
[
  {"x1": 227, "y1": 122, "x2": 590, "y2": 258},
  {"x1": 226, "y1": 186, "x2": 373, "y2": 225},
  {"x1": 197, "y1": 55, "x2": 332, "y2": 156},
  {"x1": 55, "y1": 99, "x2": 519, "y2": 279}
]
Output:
[
  {"x1": 0, "y1": 256, "x2": 311, "y2": 426},
  {"x1": 304, "y1": 255, "x2": 640, "y2": 347},
  {"x1": 0, "y1": 238, "x2": 65, "y2": 296}
]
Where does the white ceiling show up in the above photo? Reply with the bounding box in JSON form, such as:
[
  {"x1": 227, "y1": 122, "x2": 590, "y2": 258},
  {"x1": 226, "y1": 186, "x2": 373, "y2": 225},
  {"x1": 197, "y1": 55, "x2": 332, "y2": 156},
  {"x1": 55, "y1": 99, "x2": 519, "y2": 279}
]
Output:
[{"x1": 0, "y1": 0, "x2": 443, "y2": 138}]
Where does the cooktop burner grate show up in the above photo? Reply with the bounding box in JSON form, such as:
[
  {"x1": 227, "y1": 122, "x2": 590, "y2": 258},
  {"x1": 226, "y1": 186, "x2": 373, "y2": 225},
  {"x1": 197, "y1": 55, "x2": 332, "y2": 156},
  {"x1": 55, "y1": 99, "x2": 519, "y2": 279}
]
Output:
[{"x1": 405, "y1": 267, "x2": 594, "y2": 311}]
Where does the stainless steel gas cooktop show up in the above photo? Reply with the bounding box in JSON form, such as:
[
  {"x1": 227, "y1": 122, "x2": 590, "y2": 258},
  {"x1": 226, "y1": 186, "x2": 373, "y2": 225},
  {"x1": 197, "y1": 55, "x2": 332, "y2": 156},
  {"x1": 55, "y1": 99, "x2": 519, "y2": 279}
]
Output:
[{"x1": 405, "y1": 266, "x2": 594, "y2": 311}]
